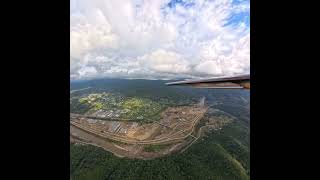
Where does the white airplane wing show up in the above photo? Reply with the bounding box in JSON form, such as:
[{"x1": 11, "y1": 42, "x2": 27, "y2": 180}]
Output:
[{"x1": 166, "y1": 74, "x2": 250, "y2": 89}]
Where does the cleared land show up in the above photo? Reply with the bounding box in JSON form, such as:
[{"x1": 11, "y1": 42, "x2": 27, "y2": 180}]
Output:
[
  {"x1": 70, "y1": 94, "x2": 234, "y2": 159},
  {"x1": 70, "y1": 103, "x2": 211, "y2": 159}
]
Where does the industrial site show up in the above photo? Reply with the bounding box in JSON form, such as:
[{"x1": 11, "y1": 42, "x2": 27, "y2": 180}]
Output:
[{"x1": 70, "y1": 96, "x2": 223, "y2": 159}]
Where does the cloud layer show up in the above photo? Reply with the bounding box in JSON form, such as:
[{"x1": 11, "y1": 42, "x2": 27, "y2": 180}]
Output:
[{"x1": 70, "y1": 0, "x2": 250, "y2": 80}]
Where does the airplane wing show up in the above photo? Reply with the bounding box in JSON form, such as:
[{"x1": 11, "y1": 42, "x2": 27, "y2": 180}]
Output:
[{"x1": 165, "y1": 74, "x2": 250, "y2": 89}]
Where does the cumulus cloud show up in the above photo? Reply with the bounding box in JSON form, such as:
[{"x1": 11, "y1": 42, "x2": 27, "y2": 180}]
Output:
[
  {"x1": 138, "y1": 49, "x2": 191, "y2": 74},
  {"x1": 70, "y1": 0, "x2": 250, "y2": 80}
]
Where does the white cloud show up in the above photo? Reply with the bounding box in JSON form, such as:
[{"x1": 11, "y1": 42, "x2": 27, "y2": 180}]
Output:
[
  {"x1": 78, "y1": 66, "x2": 98, "y2": 78},
  {"x1": 70, "y1": 0, "x2": 250, "y2": 80},
  {"x1": 138, "y1": 49, "x2": 190, "y2": 74}
]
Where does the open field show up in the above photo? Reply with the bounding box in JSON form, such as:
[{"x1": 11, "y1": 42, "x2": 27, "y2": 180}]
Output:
[{"x1": 71, "y1": 92, "x2": 168, "y2": 122}]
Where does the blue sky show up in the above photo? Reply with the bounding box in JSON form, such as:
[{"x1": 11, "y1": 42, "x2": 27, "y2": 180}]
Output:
[
  {"x1": 167, "y1": 0, "x2": 196, "y2": 8},
  {"x1": 70, "y1": 0, "x2": 250, "y2": 80},
  {"x1": 167, "y1": 0, "x2": 250, "y2": 28},
  {"x1": 225, "y1": 11, "x2": 250, "y2": 26}
]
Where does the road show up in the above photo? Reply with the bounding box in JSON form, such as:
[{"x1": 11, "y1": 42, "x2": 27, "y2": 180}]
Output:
[{"x1": 180, "y1": 124, "x2": 209, "y2": 153}]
